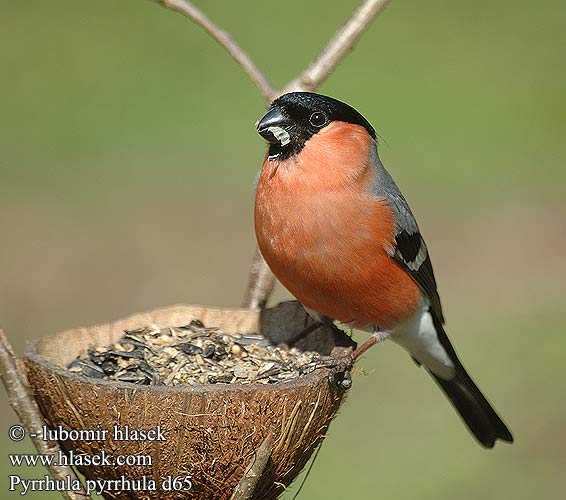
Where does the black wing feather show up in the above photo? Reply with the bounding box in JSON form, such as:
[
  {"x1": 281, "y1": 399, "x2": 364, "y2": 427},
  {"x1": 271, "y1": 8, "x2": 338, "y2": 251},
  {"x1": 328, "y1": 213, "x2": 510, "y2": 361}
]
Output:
[{"x1": 393, "y1": 231, "x2": 445, "y2": 324}]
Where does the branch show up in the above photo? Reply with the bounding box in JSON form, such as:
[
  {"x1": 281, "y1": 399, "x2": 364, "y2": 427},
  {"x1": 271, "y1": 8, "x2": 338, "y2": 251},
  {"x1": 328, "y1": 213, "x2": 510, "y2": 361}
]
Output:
[
  {"x1": 243, "y1": 0, "x2": 390, "y2": 308},
  {"x1": 230, "y1": 434, "x2": 274, "y2": 500},
  {"x1": 241, "y1": 248, "x2": 276, "y2": 310},
  {"x1": 150, "y1": 0, "x2": 390, "y2": 307},
  {"x1": 286, "y1": 0, "x2": 390, "y2": 92},
  {"x1": 155, "y1": 0, "x2": 275, "y2": 101},
  {"x1": 0, "y1": 330, "x2": 90, "y2": 499}
]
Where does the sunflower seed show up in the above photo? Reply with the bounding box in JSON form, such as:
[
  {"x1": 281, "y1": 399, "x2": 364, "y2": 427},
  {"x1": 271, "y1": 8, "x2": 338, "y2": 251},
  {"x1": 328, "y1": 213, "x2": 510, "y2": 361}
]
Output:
[{"x1": 67, "y1": 320, "x2": 323, "y2": 387}]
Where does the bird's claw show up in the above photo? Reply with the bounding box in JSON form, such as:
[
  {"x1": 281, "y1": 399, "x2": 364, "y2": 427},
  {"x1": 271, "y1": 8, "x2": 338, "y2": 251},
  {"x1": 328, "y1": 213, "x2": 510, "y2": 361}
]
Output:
[
  {"x1": 301, "y1": 353, "x2": 354, "y2": 390},
  {"x1": 329, "y1": 368, "x2": 352, "y2": 390}
]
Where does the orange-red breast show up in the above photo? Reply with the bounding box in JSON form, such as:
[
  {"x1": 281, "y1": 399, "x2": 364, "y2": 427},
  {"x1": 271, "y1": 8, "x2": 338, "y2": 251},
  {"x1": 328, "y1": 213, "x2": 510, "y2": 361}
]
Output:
[{"x1": 254, "y1": 91, "x2": 513, "y2": 448}]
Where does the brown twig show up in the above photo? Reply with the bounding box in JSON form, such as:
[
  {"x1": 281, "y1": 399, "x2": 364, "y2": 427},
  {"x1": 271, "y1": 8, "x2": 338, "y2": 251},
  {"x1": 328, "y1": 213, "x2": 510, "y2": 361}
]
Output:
[
  {"x1": 154, "y1": 0, "x2": 391, "y2": 303},
  {"x1": 242, "y1": 248, "x2": 276, "y2": 310},
  {"x1": 0, "y1": 330, "x2": 90, "y2": 500},
  {"x1": 285, "y1": 0, "x2": 390, "y2": 92},
  {"x1": 230, "y1": 434, "x2": 274, "y2": 500},
  {"x1": 155, "y1": 0, "x2": 275, "y2": 101},
  {"x1": 242, "y1": 0, "x2": 391, "y2": 308}
]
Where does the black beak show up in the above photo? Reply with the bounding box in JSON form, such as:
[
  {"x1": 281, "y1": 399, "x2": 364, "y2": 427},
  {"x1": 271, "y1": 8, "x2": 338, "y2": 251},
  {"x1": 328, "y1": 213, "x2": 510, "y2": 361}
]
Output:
[{"x1": 257, "y1": 107, "x2": 291, "y2": 144}]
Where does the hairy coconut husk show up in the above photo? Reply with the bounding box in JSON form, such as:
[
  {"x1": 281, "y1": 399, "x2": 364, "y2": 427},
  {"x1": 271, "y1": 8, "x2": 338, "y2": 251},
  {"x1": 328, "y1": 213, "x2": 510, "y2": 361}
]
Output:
[{"x1": 24, "y1": 304, "x2": 351, "y2": 499}]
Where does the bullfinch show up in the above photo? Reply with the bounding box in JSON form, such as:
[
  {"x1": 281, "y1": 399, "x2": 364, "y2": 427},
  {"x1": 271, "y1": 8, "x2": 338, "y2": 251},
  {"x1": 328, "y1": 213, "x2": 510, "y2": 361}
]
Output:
[{"x1": 254, "y1": 91, "x2": 513, "y2": 448}]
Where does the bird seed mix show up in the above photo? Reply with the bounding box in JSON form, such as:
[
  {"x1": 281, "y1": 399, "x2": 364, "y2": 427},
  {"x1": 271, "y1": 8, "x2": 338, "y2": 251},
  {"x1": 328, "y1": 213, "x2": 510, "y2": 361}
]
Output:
[{"x1": 67, "y1": 320, "x2": 322, "y2": 386}]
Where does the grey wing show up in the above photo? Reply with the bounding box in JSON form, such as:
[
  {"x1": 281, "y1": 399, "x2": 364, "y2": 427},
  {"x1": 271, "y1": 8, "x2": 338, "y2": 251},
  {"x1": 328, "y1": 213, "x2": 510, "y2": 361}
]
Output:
[{"x1": 371, "y1": 148, "x2": 445, "y2": 324}]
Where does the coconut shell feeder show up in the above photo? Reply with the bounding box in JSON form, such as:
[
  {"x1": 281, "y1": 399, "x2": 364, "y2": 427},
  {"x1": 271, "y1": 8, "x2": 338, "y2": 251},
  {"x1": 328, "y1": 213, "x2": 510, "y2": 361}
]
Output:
[{"x1": 23, "y1": 302, "x2": 356, "y2": 499}]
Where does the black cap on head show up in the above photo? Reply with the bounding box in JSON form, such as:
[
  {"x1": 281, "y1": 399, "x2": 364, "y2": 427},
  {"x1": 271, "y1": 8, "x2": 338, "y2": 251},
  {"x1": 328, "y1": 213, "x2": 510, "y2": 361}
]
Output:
[{"x1": 257, "y1": 92, "x2": 376, "y2": 160}]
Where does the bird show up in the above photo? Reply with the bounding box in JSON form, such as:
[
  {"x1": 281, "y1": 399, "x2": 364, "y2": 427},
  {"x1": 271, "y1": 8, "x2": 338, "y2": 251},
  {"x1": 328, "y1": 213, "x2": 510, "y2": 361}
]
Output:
[{"x1": 253, "y1": 91, "x2": 513, "y2": 448}]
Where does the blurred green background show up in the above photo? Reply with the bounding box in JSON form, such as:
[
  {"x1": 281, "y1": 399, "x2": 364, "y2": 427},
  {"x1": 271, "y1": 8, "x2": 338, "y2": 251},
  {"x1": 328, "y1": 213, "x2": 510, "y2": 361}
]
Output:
[{"x1": 1, "y1": 0, "x2": 565, "y2": 498}]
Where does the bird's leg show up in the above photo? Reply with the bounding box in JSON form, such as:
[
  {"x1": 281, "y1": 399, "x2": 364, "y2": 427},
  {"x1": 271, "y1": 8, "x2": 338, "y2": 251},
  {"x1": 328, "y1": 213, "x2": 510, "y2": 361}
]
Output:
[
  {"x1": 352, "y1": 336, "x2": 377, "y2": 360},
  {"x1": 307, "y1": 328, "x2": 388, "y2": 368},
  {"x1": 278, "y1": 321, "x2": 324, "y2": 349},
  {"x1": 303, "y1": 328, "x2": 389, "y2": 389},
  {"x1": 353, "y1": 329, "x2": 389, "y2": 360}
]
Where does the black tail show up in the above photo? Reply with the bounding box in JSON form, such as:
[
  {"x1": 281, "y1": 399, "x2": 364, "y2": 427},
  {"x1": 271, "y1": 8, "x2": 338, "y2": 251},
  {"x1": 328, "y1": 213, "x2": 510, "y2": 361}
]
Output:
[{"x1": 429, "y1": 319, "x2": 514, "y2": 448}]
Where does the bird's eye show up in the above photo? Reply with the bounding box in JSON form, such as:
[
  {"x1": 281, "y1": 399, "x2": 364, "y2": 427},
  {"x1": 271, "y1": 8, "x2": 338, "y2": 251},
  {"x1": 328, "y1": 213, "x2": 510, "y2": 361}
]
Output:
[{"x1": 309, "y1": 112, "x2": 327, "y2": 128}]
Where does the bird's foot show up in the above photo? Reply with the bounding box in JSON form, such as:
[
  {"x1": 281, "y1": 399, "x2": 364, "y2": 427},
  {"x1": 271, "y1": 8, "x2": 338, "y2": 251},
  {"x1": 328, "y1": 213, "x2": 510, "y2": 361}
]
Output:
[{"x1": 301, "y1": 351, "x2": 354, "y2": 390}]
